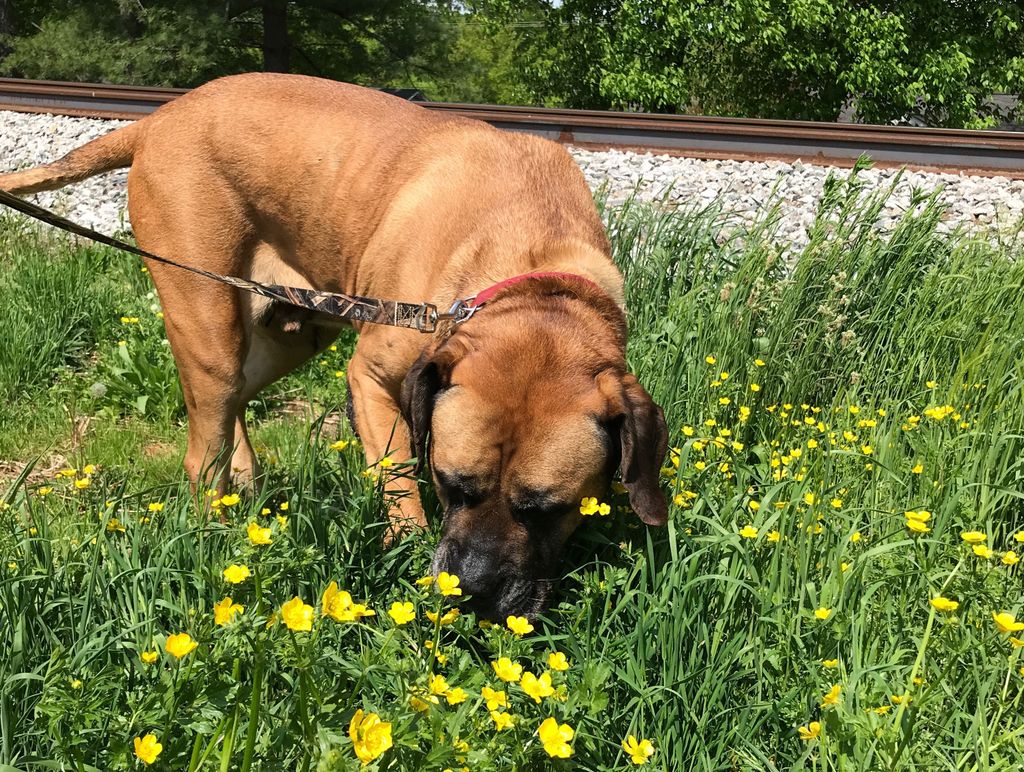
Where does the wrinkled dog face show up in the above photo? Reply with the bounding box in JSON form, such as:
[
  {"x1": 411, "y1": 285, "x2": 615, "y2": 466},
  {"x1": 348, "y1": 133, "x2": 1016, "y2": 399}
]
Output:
[{"x1": 400, "y1": 295, "x2": 668, "y2": 620}]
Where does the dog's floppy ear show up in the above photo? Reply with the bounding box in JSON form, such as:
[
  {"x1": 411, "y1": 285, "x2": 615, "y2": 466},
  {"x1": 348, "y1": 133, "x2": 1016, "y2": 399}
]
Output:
[
  {"x1": 615, "y1": 373, "x2": 669, "y2": 526},
  {"x1": 400, "y1": 342, "x2": 463, "y2": 473},
  {"x1": 400, "y1": 350, "x2": 442, "y2": 474}
]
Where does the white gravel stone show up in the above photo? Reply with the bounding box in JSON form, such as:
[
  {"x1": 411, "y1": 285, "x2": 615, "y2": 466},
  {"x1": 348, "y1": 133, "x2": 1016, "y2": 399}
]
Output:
[{"x1": 0, "y1": 109, "x2": 1020, "y2": 250}]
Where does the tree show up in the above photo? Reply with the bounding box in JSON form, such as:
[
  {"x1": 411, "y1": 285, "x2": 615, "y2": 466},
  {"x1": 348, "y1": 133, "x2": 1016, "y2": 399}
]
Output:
[
  {"x1": 489, "y1": 0, "x2": 1024, "y2": 127},
  {"x1": 0, "y1": 0, "x2": 461, "y2": 94}
]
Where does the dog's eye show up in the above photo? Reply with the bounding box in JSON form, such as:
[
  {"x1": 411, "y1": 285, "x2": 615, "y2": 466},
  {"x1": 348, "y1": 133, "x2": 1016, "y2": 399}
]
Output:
[
  {"x1": 436, "y1": 470, "x2": 484, "y2": 510},
  {"x1": 510, "y1": 495, "x2": 571, "y2": 526}
]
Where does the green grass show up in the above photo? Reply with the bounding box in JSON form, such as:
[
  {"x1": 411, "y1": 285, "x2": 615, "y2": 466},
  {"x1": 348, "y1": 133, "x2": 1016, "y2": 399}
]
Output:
[{"x1": 2, "y1": 166, "x2": 1024, "y2": 770}]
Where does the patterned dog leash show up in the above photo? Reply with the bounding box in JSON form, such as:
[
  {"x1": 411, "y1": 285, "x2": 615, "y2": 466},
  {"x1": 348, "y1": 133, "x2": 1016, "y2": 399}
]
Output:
[{"x1": 0, "y1": 188, "x2": 476, "y2": 333}]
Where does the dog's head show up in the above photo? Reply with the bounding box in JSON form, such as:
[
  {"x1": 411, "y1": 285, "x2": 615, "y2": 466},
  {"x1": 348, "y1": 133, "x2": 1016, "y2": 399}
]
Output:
[{"x1": 400, "y1": 277, "x2": 667, "y2": 619}]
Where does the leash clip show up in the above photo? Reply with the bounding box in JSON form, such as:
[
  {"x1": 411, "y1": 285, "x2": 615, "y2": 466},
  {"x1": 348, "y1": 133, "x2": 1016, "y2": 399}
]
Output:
[
  {"x1": 417, "y1": 297, "x2": 478, "y2": 333},
  {"x1": 443, "y1": 297, "x2": 480, "y2": 325}
]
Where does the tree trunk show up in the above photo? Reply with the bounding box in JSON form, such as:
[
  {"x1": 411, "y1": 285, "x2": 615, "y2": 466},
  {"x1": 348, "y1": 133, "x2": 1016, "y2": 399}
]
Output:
[
  {"x1": 261, "y1": 0, "x2": 290, "y2": 72},
  {"x1": 0, "y1": 0, "x2": 14, "y2": 58}
]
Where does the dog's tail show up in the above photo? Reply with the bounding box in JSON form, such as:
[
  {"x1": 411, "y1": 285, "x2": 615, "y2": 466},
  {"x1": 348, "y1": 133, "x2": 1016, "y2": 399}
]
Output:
[{"x1": 0, "y1": 119, "x2": 143, "y2": 195}]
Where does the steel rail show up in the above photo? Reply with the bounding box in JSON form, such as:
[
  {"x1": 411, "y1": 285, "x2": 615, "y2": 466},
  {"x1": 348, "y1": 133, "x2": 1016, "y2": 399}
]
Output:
[{"x1": 0, "y1": 77, "x2": 1021, "y2": 177}]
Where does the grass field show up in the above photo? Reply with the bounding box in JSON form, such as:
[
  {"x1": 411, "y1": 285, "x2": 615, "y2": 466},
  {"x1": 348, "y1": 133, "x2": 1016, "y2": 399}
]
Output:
[{"x1": 2, "y1": 167, "x2": 1024, "y2": 770}]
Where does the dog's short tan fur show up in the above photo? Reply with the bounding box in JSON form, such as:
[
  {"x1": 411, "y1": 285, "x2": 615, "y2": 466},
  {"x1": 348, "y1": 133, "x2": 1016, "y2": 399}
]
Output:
[{"x1": 2, "y1": 73, "x2": 666, "y2": 617}]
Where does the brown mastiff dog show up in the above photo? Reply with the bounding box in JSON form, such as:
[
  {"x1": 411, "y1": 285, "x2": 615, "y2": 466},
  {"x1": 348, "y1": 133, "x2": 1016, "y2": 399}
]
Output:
[{"x1": 0, "y1": 73, "x2": 667, "y2": 618}]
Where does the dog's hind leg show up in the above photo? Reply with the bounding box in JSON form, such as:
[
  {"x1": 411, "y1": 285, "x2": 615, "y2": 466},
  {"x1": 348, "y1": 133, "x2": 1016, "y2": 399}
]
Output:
[{"x1": 127, "y1": 172, "x2": 253, "y2": 496}]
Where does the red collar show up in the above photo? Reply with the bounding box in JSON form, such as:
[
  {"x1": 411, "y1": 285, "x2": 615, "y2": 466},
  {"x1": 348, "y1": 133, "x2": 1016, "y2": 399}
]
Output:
[{"x1": 468, "y1": 271, "x2": 600, "y2": 308}]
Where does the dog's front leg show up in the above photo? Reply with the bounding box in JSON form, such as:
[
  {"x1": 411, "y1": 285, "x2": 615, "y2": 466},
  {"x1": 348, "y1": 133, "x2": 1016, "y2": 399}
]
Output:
[{"x1": 347, "y1": 350, "x2": 427, "y2": 538}]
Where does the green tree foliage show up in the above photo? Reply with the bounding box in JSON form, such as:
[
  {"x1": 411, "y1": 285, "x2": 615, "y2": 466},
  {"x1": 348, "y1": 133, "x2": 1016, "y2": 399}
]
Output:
[
  {"x1": 493, "y1": 0, "x2": 1024, "y2": 126},
  {"x1": 0, "y1": 0, "x2": 489, "y2": 99}
]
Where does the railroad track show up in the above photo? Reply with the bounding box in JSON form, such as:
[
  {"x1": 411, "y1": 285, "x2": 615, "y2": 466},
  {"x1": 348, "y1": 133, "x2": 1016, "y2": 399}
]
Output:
[{"x1": 1, "y1": 77, "x2": 1022, "y2": 177}]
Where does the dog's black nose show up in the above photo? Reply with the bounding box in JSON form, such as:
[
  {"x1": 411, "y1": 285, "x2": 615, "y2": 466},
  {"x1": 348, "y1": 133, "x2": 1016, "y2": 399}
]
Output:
[{"x1": 435, "y1": 538, "x2": 503, "y2": 598}]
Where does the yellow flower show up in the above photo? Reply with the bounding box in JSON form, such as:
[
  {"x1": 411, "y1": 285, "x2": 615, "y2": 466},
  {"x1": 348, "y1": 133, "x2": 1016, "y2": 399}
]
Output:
[
  {"x1": 378, "y1": 456, "x2": 394, "y2": 469},
  {"x1": 247, "y1": 521, "x2": 272, "y2": 546},
  {"x1": 74, "y1": 478, "x2": 91, "y2": 490},
  {"x1": 492, "y1": 657, "x2": 523, "y2": 683},
  {"x1": 279, "y1": 502, "x2": 289, "y2": 511},
  {"x1": 388, "y1": 601, "x2": 415, "y2": 625},
  {"x1": 749, "y1": 384, "x2": 761, "y2": 392},
  {"x1": 803, "y1": 492, "x2": 817, "y2": 506},
  {"x1": 906, "y1": 518, "x2": 931, "y2": 534},
  {"x1": 1003, "y1": 551, "x2": 1019, "y2": 566},
  {"x1": 807, "y1": 439, "x2": 819, "y2": 449},
  {"x1": 507, "y1": 615, "x2": 534, "y2": 635},
  {"x1": 1009, "y1": 637, "x2": 1024, "y2": 648},
  {"x1": 429, "y1": 674, "x2": 450, "y2": 695},
  {"x1": 579, "y1": 496, "x2": 600, "y2": 515},
  {"x1": 220, "y1": 493, "x2": 241, "y2": 507},
  {"x1": 140, "y1": 650, "x2": 159, "y2": 665},
  {"x1": 322, "y1": 582, "x2": 375, "y2": 622},
  {"x1": 705, "y1": 355, "x2": 716, "y2": 365},
  {"x1": 755, "y1": 358, "x2": 765, "y2": 366},
  {"x1": 330, "y1": 439, "x2": 350, "y2": 451},
  {"x1": 861, "y1": 445, "x2": 873, "y2": 455},
  {"x1": 739, "y1": 525, "x2": 758, "y2": 539},
  {"x1": 548, "y1": 651, "x2": 570, "y2": 671},
  {"x1": 597, "y1": 501, "x2": 612, "y2": 516},
  {"x1": 961, "y1": 531, "x2": 987, "y2": 544},
  {"x1": 223, "y1": 564, "x2": 251, "y2": 584},
  {"x1": 973, "y1": 544, "x2": 994, "y2": 559},
  {"x1": 930, "y1": 597, "x2": 959, "y2": 613},
  {"x1": 719, "y1": 397, "x2": 731, "y2": 405},
  {"x1": 993, "y1": 611, "x2": 1024, "y2": 634},
  {"x1": 436, "y1": 572, "x2": 462, "y2": 597},
  {"x1": 822, "y1": 658, "x2": 839, "y2": 668},
  {"x1": 622, "y1": 735, "x2": 656, "y2": 765},
  {"x1": 425, "y1": 608, "x2": 460, "y2": 625},
  {"x1": 147, "y1": 502, "x2": 164, "y2": 512},
  {"x1": 538, "y1": 717, "x2": 574, "y2": 758},
  {"x1": 214, "y1": 597, "x2": 244, "y2": 626},
  {"x1": 276, "y1": 514, "x2": 288, "y2": 528},
  {"x1": 349, "y1": 709, "x2": 393, "y2": 765},
  {"x1": 905, "y1": 510, "x2": 931, "y2": 522},
  {"x1": 133, "y1": 734, "x2": 163, "y2": 765},
  {"x1": 911, "y1": 464, "x2": 923, "y2": 475},
  {"x1": 798, "y1": 721, "x2": 821, "y2": 740},
  {"x1": 820, "y1": 683, "x2": 841, "y2": 709},
  {"x1": 260, "y1": 507, "x2": 271, "y2": 516},
  {"x1": 872, "y1": 705, "x2": 893, "y2": 715},
  {"x1": 106, "y1": 518, "x2": 126, "y2": 533},
  {"x1": 415, "y1": 575, "x2": 435, "y2": 587},
  {"x1": 409, "y1": 692, "x2": 438, "y2": 712},
  {"x1": 490, "y1": 710, "x2": 514, "y2": 731},
  {"x1": 767, "y1": 530, "x2": 781, "y2": 543},
  {"x1": 482, "y1": 686, "x2": 508, "y2": 710},
  {"x1": 926, "y1": 380, "x2": 937, "y2": 389},
  {"x1": 165, "y1": 633, "x2": 198, "y2": 659},
  {"x1": 1014, "y1": 531, "x2": 1024, "y2": 544},
  {"x1": 814, "y1": 607, "x2": 832, "y2": 620},
  {"x1": 520, "y1": 671, "x2": 554, "y2": 703},
  {"x1": 446, "y1": 687, "x2": 468, "y2": 705},
  {"x1": 281, "y1": 597, "x2": 314, "y2": 632}
]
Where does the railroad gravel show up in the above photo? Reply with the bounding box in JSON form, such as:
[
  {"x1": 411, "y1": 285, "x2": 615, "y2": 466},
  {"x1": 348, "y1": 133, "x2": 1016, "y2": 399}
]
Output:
[{"x1": 0, "y1": 110, "x2": 1021, "y2": 249}]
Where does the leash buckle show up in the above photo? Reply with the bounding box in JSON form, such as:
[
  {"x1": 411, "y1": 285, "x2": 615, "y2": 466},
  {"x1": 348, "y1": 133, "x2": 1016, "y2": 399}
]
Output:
[{"x1": 414, "y1": 303, "x2": 439, "y2": 333}]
